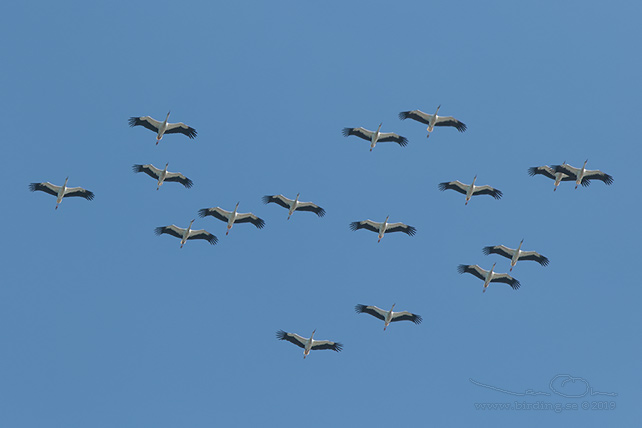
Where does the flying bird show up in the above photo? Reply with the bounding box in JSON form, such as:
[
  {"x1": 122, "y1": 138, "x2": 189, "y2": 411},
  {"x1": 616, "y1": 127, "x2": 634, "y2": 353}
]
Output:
[
  {"x1": 399, "y1": 105, "x2": 466, "y2": 138},
  {"x1": 132, "y1": 163, "x2": 193, "y2": 190},
  {"x1": 276, "y1": 330, "x2": 343, "y2": 359},
  {"x1": 154, "y1": 219, "x2": 218, "y2": 248},
  {"x1": 128, "y1": 111, "x2": 197, "y2": 144},
  {"x1": 457, "y1": 264, "x2": 520, "y2": 293},
  {"x1": 438, "y1": 176, "x2": 502, "y2": 205},
  {"x1": 262, "y1": 193, "x2": 325, "y2": 219},
  {"x1": 199, "y1": 202, "x2": 265, "y2": 235},
  {"x1": 483, "y1": 240, "x2": 549, "y2": 271},
  {"x1": 355, "y1": 304, "x2": 422, "y2": 331},
  {"x1": 342, "y1": 124, "x2": 408, "y2": 151},
  {"x1": 349, "y1": 216, "x2": 416, "y2": 242},
  {"x1": 527, "y1": 163, "x2": 573, "y2": 191},
  {"x1": 552, "y1": 160, "x2": 614, "y2": 189},
  {"x1": 29, "y1": 177, "x2": 94, "y2": 210}
]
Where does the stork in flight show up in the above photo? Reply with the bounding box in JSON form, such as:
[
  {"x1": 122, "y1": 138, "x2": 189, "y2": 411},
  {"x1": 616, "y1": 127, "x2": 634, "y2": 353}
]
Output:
[
  {"x1": 457, "y1": 264, "x2": 520, "y2": 293},
  {"x1": 262, "y1": 193, "x2": 325, "y2": 219},
  {"x1": 128, "y1": 112, "x2": 197, "y2": 144},
  {"x1": 398, "y1": 105, "x2": 467, "y2": 138},
  {"x1": 132, "y1": 163, "x2": 193, "y2": 190},
  {"x1": 349, "y1": 216, "x2": 416, "y2": 242},
  {"x1": 527, "y1": 163, "x2": 573, "y2": 191},
  {"x1": 552, "y1": 160, "x2": 614, "y2": 189},
  {"x1": 198, "y1": 202, "x2": 265, "y2": 235},
  {"x1": 154, "y1": 219, "x2": 218, "y2": 248},
  {"x1": 483, "y1": 240, "x2": 549, "y2": 271},
  {"x1": 438, "y1": 176, "x2": 502, "y2": 205},
  {"x1": 276, "y1": 330, "x2": 343, "y2": 359},
  {"x1": 29, "y1": 177, "x2": 95, "y2": 209},
  {"x1": 342, "y1": 124, "x2": 408, "y2": 151},
  {"x1": 355, "y1": 304, "x2": 422, "y2": 331}
]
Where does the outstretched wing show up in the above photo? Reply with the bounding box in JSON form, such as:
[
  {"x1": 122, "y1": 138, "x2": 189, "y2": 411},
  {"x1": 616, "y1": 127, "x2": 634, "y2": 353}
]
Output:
[
  {"x1": 398, "y1": 110, "x2": 432, "y2": 125},
  {"x1": 29, "y1": 182, "x2": 60, "y2": 197},
  {"x1": 391, "y1": 311, "x2": 422, "y2": 324},
  {"x1": 198, "y1": 207, "x2": 232, "y2": 223},
  {"x1": 276, "y1": 330, "x2": 306, "y2": 349},
  {"x1": 164, "y1": 122, "x2": 197, "y2": 139},
  {"x1": 295, "y1": 202, "x2": 326, "y2": 217},
  {"x1": 482, "y1": 245, "x2": 515, "y2": 260},
  {"x1": 132, "y1": 164, "x2": 162, "y2": 180},
  {"x1": 154, "y1": 225, "x2": 185, "y2": 239},
  {"x1": 434, "y1": 116, "x2": 467, "y2": 132},
  {"x1": 377, "y1": 132, "x2": 408, "y2": 147},
  {"x1": 234, "y1": 213, "x2": 265, "y2": 229},
  {"x1": 262, "y1": 194, "x2": 293, "y2": 209},
  {"x1": 385, "y1": 222, "x2": 416, "y2": 236},
  {"x1": 63, "y1": 187, "x2": 95, "y2": 200},
  {"x1": 490, "y1": 273, "x2": 520, "y2": 290},
  {"x1": 472, "y1": 185, "x2": 502, "y2": 199},
  {"x1": 349, "y1": 220, "x2": 381, "y2": 233},
  {"x1": 518, "y1": 251, "x2": 549, "y2": 266},
  {"x1": 354, "y1": 304, "x2": 386, "y2": 321},
  {"x1": 342, "y1": 127, "x2": 373, "y2": 141},
  {"x1": 129, "y1": 116, "x2": 161, "y2": 132},
  {"x1": 438, "y1": 181, "x2": 469, "y2": 195},
  {"x1": 164, "y1": 172, "x2": 194, "y2": 188},
  {"x1": 457, "y1": 264, "x2": 487, "y2": 281},
  {"x1": 187, "y1": 229, "x2": 218, "y2": 245},
  {"x1": 311, "y1": 340, "x2": 343, "y2": 352}
]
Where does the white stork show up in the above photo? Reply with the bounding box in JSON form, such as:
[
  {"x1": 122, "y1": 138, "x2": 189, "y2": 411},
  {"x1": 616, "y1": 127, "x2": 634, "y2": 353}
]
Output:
[
  {"x1": 438, "y1": 176, "x2": 502, "y2": 205},
  {"x1": 398, "y1": 105, "x2": 467, "y2": 138},
  {"x1": 276, "y1": 330, "x2": 343, "y2": 359},
  {"x1": 342, "y1": 124, "x2": 408, "y2": 151},
  {"x1": 552, "y1": 160, "x2": 614, "y2": 189},
  {"x1": 154, "y1": 219, "x2": 218, "y2": 248},
  {"x1": 262, "y1": 193, "x2": 325, "y2": 219},
  {"x1": 132, "y1": 163, "x2": 193, "y2": 190},
  {"x1": 29, "y1": 177, "x2": 95, "y2": 210},
  {"x1": 198, "y1": 202, "x2": 265, "y2": 235},
  {"x1": 528, "y1": 163, "x2": 573, "y2": 191},
  {"x1": 457, "y1": 264, "x2": 520, "y2": 293},
  {"x1": 349, "y1": 216, "x2": 416, "y2": 242},
  {"x1": 483, "y1": 240, "x2": 549, "y2": 271},
  {"x1": 355, "y1": 304, "x2": 422, "y2": 331},
  {"x1": 128, "y1": 111, "x2": 197, "y2": 144}
]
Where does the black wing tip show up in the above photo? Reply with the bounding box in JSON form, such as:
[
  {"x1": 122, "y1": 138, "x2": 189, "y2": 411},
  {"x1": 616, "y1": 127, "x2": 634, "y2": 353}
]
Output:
[
  {"x1": 540, "y1": 256, "x2": 550, "y2": 267},
  {"x1": 183, "y1": 178, "x2": 194, "y2": 189},
  {"x1": 413, "y1": 314, "x2": 423, "y2": 324},
  {"x1": 154, "y1": 226, "x2": 165, "y2": 236},
  {"x1": 482, "y1": 246, "x2": 492, "y2": 255},
  {"x1": 511, "y1": 279, "x2": 521, "y2": 290},
  {"x1": 457, "y1": 122, "x2": 467, "y2": 132},
  {"x1": 493, "y1": 189, "x2": 503, "y2": 199},
  {"x1": 406, "y1": 225, "x2": 417, "y2": 236},
  {"x1": 354, "y1": 304, "x2": 366, "y2": 314},
  {"x1": 132, "y1": 164, "x2": 144, "y2": 173},
  {"x1": 398, "y1": 111, "x2": 410, "y2": 120},
  {"x1": 527, "y1": 167, "x2": 538, "y2": 176},
  {"x1": 28, "y1": 183, "x2": 38, "y2": 191},
  {"x1": 437, "y1": 182, "x2": 449, "y2": 191},
  {"x1": 128, "y1": 116, "x2": 139, "y2": 127},
  {"x1": 84, "y1": 191, "x2": 95, "y2": 201},
  {"x1": 457, "y1": 264, "x2": 468, "y2": 274},
  {"x1": 197, "y1": 208, "x2": 209, "y2": 218},
  {"x1": 603, "y1": 174, "x2": 614, "y2": 185},
  {"x1": 341, "y1": 127, "x2": 352, "y2": 137},
  {"x1": 208, "y1": 235, "x2": 219, "y2": 245},
  {"x1": 398, "y1": 136, "x2": 409, "y2": 147},
  {"x1": 262, "y1": 195, "x2": 273, "y2": 204},
  {"x1": 255, "y1": 218, "x2": 266, "y2": 229},
  {"x1": 275, "y1": 330, "x2": 287, "y2": 340},
  {"x1": 333, "y1": 343, "x2": 344, "y2": 352},
  {"x1": 316, "y1": 208, "x2": 326, "y2": 217},
  {"x1": 349, "y1": 221, "x2": 360, "y2": 231}
]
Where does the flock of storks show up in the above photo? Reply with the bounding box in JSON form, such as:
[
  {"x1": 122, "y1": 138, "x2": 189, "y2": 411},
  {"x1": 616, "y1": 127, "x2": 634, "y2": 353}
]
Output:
[{"x1": 28, "y1": 108, "x2": 614, "y2": 359}]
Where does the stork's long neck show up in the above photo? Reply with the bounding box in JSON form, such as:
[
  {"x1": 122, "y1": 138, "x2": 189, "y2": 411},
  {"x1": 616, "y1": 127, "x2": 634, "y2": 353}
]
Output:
[
  {"x1": 164, "y1": 111, "x2": 170, "y2": 124},
  {"x1": 434, "y1": 105, "x2": 441, "y2": 117},
  {"x1": 187, "y1": 219, "x2": 195, "y2": 233},
  {"x1": 517, "y1": 240, "x2": 523, "y2": 253},
  {"x1": 233, "y1": 203, "x2": 239, "y2": 215},
  {"x1": 310, "y1": 330, "x2": 316, "y2": 342},
  {"x1": 62, "y1": 177, "x2": 69, "y2": 191},
  {"x1": 294, "y1": 193, "x2": 300, "y2": 204}
]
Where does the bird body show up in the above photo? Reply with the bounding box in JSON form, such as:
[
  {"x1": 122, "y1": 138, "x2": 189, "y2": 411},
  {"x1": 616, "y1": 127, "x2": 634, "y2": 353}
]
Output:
[
  {"x1": 132, "y1": 163, "x2": 193, "y2": 190},
  {"x1": 155, "y1": 219, "x2": 218, "y2": 248},
  {"x1": 262, "y1": 193, "x2": 325, "y2": 219},
  {"x1": 29, "y1": 177, "x2": 95, "y2": 210},
  {"x1": 128, "y1": 112, "x2": 197, "y2": 145},
  {"x1": 483, "y1": 240, "x2": 549, "y2": 271},
  {"x1": 438, "y1": 176, "x2": 502, "y2": 205},
  {"x1": 457, "y1": 263, "x2": 520, "y2": 292},
  {"x1": 342, "y1": 124, "x2": 408, "y2": 151},
  {"x1": 355, "y1": 304, "x2": 422, "y2": 330},
  {"x1": 349, "y1": 216, "x2": 416, "y2": 242},
  {"x1": 199, "y1": 202, "x2": 265, "y2": 235},
  {"x1": 399, "y1": 105, "x2": 466, "y2": 137},
  {"x1": 552, "y1": 160, "x2": 613, "y2": 189},
  {"x1": 276, "y1": 330, "x2": 342, "y2": 359}
]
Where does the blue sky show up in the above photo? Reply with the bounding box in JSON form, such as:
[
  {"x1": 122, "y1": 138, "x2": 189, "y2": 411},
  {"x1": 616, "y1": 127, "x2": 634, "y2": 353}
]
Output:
[{"x1": 1, "y1": 0, "x2": 640, "y2": 426}]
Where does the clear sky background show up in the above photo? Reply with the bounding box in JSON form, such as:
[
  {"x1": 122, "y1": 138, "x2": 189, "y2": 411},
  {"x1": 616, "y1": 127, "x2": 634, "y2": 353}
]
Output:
[{"x1": 1, "y1": 1, "x2": 640, "y2": 426}]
